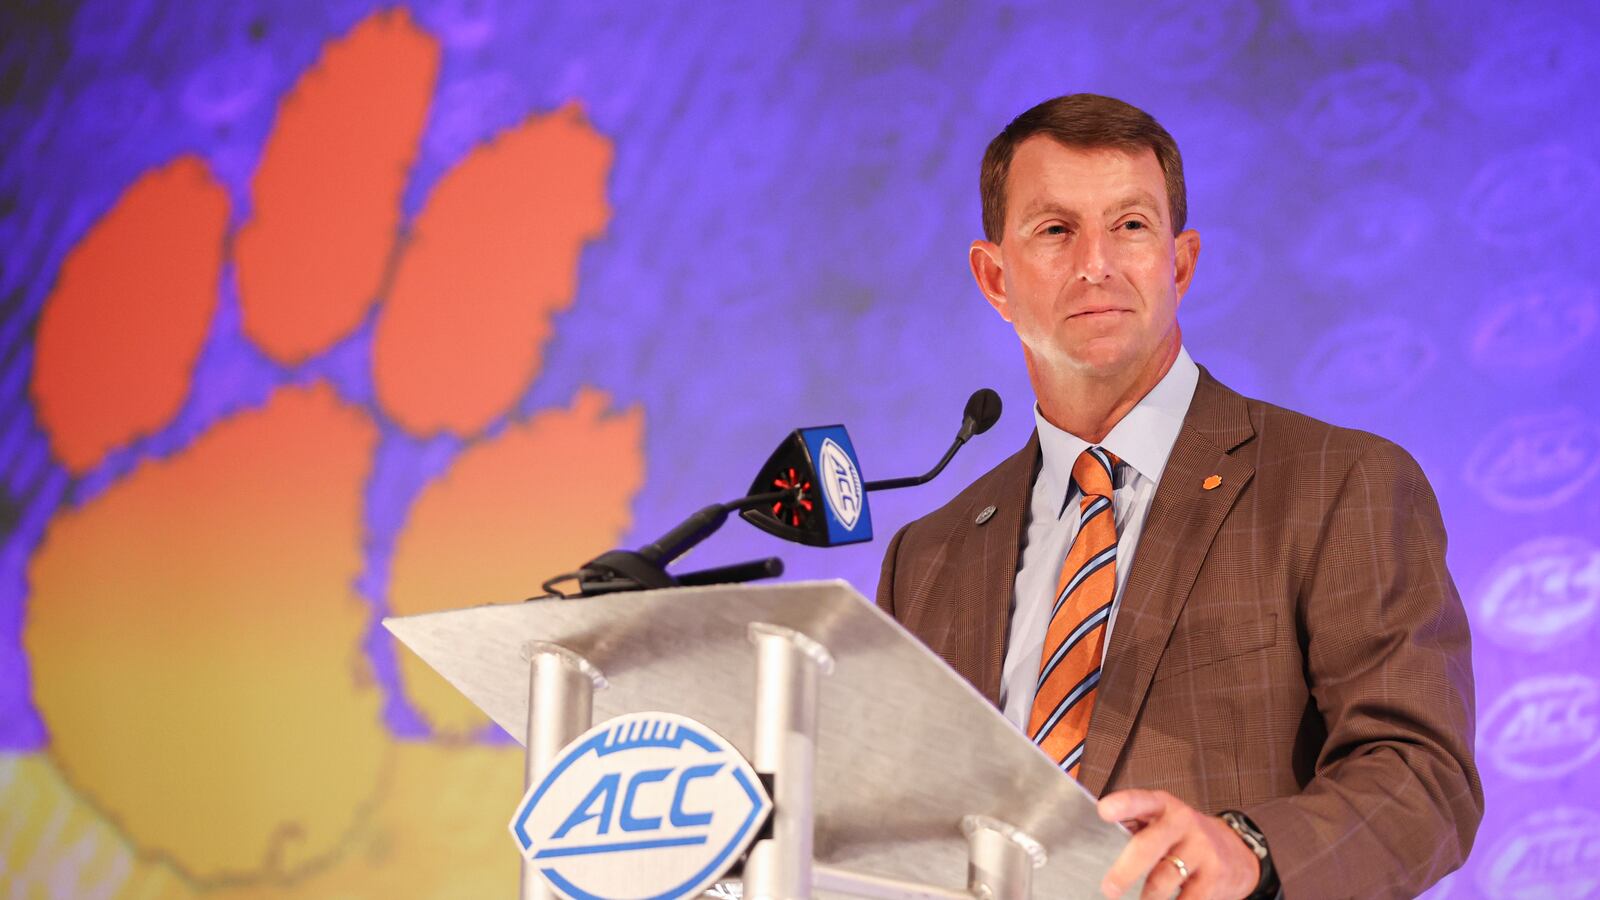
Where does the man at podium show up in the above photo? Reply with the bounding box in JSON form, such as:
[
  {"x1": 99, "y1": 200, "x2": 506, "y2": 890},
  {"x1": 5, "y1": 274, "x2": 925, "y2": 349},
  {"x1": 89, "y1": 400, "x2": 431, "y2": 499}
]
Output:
[{"x1": 876, "y1": 94, "x2": 1481, "y2": 900}]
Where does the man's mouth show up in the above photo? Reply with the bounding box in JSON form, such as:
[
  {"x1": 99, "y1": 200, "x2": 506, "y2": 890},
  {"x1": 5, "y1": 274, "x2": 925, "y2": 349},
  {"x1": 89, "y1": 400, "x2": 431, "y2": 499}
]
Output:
[{"x1": 1068, "y1": 307, "x2": 1130, "y2": 320}]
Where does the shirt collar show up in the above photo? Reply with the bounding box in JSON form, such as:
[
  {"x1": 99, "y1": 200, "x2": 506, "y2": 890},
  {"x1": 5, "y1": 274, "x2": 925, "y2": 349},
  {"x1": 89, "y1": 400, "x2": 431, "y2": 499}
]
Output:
[{"x1": 1033, "y1": 345, "x2": 1200, "y2": 515}]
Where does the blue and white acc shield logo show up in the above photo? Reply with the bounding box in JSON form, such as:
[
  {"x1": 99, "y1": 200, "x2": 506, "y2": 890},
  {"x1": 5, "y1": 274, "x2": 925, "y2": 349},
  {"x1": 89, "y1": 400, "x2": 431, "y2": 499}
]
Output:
[
  {"x1": 510, "y1": 712, "x2": 772, "y2": 900},
  {"x1": 799, "y1": 425, "x2": 872, "y2": 545}
]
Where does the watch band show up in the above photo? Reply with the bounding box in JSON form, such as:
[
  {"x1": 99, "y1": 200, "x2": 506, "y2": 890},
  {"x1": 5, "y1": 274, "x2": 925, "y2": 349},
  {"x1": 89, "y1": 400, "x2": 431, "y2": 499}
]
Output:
[{"x1": 1220, "y1": 810, "x2": 1280, "y2": 900}]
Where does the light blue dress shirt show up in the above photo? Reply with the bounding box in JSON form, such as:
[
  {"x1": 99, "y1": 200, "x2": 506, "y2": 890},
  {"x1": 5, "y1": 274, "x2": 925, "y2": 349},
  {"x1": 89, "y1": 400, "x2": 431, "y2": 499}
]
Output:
[{"x1": 999, "y1": 347, "x2": 1200, "y2": 732}]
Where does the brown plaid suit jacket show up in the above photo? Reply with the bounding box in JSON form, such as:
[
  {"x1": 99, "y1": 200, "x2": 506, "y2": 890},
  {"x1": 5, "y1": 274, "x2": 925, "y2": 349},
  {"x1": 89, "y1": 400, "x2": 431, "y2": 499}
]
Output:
[{"x1": 877, "y1": 368, "x2": 1483, "y2": 899}]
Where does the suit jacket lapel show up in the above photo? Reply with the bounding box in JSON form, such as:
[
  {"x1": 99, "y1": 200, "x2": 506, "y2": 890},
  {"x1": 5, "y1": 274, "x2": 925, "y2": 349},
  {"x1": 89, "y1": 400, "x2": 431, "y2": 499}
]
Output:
[
  {"x1": 961, "y1": 432, "x2": 1039, "y2": 706},
  {"x1": 1078, "y1": 369, "x2": 1257, "y2": 795}
]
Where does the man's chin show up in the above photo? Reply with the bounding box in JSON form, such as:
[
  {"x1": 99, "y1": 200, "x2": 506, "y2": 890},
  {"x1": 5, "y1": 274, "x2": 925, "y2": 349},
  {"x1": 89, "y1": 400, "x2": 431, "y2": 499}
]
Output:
[
  {"x1": 1023, "y1": 340, "x2": 1146, "y2": 385},
  {"x1": 1056, "y1": 332, "x2": 1180, "y2": 382},
  {"x1": 1062, "y1": 347, "x2": 1139, "y2": 380}
]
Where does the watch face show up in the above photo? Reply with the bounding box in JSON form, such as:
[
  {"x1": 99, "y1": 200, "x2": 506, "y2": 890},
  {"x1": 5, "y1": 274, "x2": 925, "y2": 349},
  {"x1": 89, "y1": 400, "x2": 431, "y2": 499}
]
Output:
[
  {"x1": 1222, "y1": 812, "x2": 1279, "y2": 900},
  {"x1": 1223, "y1": 812, "x2": 1270, "y2": 858}
]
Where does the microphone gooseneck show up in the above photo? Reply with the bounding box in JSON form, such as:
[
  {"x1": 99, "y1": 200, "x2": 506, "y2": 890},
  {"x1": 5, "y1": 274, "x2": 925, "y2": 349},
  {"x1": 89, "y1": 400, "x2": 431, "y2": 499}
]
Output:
[{"x1": 864, "y1": 388, "x2": 1003, "y2": 492}]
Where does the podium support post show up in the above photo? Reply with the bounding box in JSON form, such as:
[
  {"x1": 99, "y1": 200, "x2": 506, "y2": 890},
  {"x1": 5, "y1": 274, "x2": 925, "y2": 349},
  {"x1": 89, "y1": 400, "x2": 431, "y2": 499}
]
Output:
[
  {"x1": 520, "y1": 642, "x2": 607, "y2": 900},
  {"x1": 743, "y1": 623, "x2": 835, "y2": 899},
  {"x1": 963, "y1": 815, "x2": 1047, "y2": 900}
]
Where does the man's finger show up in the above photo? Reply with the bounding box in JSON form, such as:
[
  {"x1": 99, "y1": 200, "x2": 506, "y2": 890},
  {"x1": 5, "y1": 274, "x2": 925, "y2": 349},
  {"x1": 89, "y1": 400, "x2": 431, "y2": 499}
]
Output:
[
  {"x1": 1174, "y1": 851, "x2": 1221, "y2": 900},
  {"x1": 1101, "y1": 811, "x2": 1186, "y2": 898},
  {"x1": 1098, "y1": 788, "x2": 1172, "y2": 825},
  {"x1": 1175, "y1": 871, "x2": 1215, "y2": 900},
  {"x1": 1138, "y1": 852, "x2": 1189, "y2": 900}
]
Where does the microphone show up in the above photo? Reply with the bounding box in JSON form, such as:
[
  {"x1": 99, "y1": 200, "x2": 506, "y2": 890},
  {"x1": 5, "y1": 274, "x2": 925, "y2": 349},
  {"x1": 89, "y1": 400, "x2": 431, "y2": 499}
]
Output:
[
  {"x1": 959, "y1": 387, "x2": 1004, "y2": 441},
  {"x1": 558, "y1": 389, "x2": 1002, "y2": 596},
  {"x1": 863, "y1": 388, "x2": 1002, "y2": 492},
  {"x1": 739, "y1": 388, "x2": 1003, "y2": 545}
]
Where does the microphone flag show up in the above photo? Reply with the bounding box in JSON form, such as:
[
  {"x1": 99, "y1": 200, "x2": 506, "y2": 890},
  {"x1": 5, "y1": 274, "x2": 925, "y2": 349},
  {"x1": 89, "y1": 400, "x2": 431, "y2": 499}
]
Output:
[{"x1": 740, "y1": 425, "x2": 873, "y2": 547}]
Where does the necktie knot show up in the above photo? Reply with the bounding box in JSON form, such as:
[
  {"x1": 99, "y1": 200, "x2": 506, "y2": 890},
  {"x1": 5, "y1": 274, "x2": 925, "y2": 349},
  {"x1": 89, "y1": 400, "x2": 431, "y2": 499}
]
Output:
[{"x1": 1072, "y1": 446, "x2": 1120, "y2": 500}]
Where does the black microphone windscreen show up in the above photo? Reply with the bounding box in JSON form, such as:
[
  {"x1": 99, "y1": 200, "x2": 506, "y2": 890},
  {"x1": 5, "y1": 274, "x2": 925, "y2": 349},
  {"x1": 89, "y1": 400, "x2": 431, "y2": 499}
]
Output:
[{"x1": 965, "y1": 388, "x2": 1002, "y2": 436}]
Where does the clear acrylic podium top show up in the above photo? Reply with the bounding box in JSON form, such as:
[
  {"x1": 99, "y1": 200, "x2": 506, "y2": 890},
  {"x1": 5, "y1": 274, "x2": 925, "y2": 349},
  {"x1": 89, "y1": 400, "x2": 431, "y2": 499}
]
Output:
[{"x1": 385, "y1": 579, "x2": 1128, "y2": 897}]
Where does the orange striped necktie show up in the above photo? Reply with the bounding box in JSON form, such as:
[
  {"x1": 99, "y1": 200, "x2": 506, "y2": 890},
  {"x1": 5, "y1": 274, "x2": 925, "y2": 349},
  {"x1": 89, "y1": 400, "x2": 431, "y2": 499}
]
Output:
[{"x1": 1028, "y1": 446, "x2": 1120, "y2": 778}]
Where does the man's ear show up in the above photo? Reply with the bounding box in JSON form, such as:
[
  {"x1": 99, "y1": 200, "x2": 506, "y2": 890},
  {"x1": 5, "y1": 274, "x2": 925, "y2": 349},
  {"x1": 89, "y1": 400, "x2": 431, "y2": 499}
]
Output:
[
  {"x1": 1173, "y1": 228, "x2": 1201, "y2": 303},
  {"x1": 969, "y1": 239, "x2": 1011, "y2": 322}
]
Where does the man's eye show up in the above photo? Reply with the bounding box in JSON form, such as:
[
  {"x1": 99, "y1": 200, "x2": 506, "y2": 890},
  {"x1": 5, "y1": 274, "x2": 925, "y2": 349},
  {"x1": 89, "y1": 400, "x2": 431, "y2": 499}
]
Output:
[
  {"x1": 1043, "y1": 224, "x2": 1069, "y2": 235},
  {"x1": 1121, "y1": 220, "x2": 1147, "y2": 231}
]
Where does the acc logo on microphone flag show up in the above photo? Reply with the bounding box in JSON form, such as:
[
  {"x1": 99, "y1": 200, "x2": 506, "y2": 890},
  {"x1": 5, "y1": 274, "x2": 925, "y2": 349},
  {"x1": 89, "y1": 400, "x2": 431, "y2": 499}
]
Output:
[
  {"x1": 510, "y1": 712, "x2": 771, "y2": 900},
  {"x1": 819, "y1": 438, "x2": 864, "y2": 530},
  {"x1": 799, "y1": 426, "x2": 872, "y2": 544}
]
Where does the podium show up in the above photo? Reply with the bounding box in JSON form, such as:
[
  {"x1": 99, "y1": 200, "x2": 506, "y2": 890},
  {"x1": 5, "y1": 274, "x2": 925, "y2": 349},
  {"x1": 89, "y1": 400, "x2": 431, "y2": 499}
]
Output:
[{"x1": 384, "y1": 580, "x2": 1135, "y2": 898}]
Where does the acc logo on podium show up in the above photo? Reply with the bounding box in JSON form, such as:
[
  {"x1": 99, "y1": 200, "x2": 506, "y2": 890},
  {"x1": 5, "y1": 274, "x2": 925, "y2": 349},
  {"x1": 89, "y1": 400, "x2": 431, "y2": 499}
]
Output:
[{"x1": 510, "y1": 712, "x2": 771, "y2": 900}]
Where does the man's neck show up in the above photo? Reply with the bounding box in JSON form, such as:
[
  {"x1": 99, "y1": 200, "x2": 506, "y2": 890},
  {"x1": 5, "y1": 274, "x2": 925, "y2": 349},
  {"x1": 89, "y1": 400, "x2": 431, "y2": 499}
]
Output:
[{"x1": 1029, "y1": 337, "x2": 1181, "y2": 444}]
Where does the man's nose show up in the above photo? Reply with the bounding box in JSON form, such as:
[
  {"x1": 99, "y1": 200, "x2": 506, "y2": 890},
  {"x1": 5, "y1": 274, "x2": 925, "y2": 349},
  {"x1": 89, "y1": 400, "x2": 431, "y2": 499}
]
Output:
[{"x1": 1072, "y1": 227, "x2": 1112, "y2": 284}]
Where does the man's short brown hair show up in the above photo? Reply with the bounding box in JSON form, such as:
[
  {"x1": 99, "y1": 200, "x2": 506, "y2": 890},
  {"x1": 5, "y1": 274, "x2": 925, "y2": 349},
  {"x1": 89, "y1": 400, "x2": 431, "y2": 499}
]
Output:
[{"x1": 979, "y1": 94, "x2": 1187, "y2": 242}]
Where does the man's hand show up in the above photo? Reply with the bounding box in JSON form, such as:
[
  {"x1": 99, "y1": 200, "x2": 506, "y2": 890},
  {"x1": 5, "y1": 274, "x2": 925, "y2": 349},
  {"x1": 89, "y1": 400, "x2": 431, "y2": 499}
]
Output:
[{"x1": 1097, "y1": 790, "x2": 1260, "y2": 899}]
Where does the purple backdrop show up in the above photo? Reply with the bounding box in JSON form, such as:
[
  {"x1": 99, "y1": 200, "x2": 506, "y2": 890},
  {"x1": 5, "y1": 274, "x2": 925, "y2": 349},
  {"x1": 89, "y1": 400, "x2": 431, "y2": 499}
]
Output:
[{"x1": 1, "y1": 1, "x2": 1598, "y2": 896}]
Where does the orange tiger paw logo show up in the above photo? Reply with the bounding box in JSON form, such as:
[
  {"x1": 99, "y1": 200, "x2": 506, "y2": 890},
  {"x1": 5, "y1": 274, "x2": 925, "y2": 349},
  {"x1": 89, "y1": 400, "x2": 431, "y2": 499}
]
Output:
[{"x1": 19, "y1": 9, "x2": 642, "y2": 893}]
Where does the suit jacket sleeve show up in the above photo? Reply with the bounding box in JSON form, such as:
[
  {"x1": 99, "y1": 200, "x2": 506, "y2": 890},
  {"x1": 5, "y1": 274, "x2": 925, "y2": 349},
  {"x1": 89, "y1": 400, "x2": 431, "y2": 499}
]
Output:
[
  {"x1": 1245, "y1": 439, "x2": 1484, "y2": 898},
  {"x1": 876, "y1": 522, "x2": 909, "y2": 618}
]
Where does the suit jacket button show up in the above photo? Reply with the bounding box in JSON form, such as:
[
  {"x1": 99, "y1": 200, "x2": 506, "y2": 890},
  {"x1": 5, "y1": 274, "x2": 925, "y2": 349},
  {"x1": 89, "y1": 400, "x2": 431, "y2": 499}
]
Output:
[{"x1": 975, "y1": 505, "x2": 996, "y2": 525}]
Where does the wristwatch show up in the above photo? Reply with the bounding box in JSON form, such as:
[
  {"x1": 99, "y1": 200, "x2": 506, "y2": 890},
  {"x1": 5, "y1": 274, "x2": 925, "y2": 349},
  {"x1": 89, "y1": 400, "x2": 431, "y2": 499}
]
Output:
[{"x1": 1219, "y1": 810, "x2": 1280, "y2": 900}]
